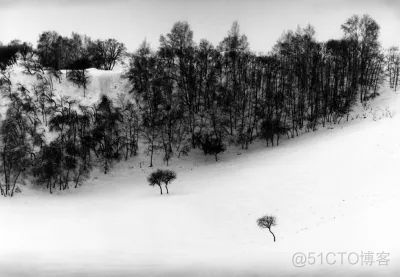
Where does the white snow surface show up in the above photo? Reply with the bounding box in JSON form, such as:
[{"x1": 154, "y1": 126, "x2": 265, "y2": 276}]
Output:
[{"x1": 0, "y1": 67, "x2": 399, "y2": 276}]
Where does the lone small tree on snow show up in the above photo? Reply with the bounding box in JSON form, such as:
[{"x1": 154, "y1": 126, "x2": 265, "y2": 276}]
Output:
[
  {"x1": 147, "y1": 169, "x2": 164, "y2": 195},
  {"x1": 161, "y1": 170, "x2": 176, "y2": 194},
  {"x1": 257, "y1": 215, "x2": 277, "y2": 242}
]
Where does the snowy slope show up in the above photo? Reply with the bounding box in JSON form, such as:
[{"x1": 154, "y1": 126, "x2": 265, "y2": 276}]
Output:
[
  {"x1": 0, "y1": 63, "x2": 131, "y2": 120},
  {"x1": 0, "y1": 68, "x2": 399, "y2": 276}
]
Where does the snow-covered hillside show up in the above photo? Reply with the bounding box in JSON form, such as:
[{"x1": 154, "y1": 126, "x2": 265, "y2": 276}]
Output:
[
  {"x1": 0, "y1": 63, "x2": 130, "y2": 120},
  {"x1": 0, "y1": 68, "x2": 399, "y2": 276}
]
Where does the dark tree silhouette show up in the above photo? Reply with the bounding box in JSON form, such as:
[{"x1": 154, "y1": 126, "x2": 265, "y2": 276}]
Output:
[
  {"x1": 67, "y1": 56, "x2": 91, "y2": 97},
  {"x1": 126, "y1": 41, "x2": 162, "y2": 167},
  {"x1": 387, "y1": 47, "x2": 400, "y2": 91},
  {"x1": 89, "y1": 38, "x2": 126, "y2": 70},
  {"x1": 257, "y1": 215, "x2": 277, "y2": 242},
  {"x1": 0, "y1": 45, "x2": 19, "y2": 70},
  {"x1": 200, "y1": 134, "x2": 226, "y2": 161},
  {"x1": 147, "y1": 169, "x2": 164, "y2": 195},
  {"x1": 33, "y1": 142, "x2": 62, "y2": 194},
  {"x1": 0, "y1": 106, "x2": 32, "y2": 196},
  {"x1": 161, "y1": 169, "x2": 176, "y2": 194},
  {"x1": 92, "y1": 95, "x2": 123, "y2": 174}
]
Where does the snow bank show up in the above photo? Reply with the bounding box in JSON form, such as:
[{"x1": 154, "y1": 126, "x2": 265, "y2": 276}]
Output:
[{"x1": 0, "y1": 67, "x2": 399, "y2": 276}]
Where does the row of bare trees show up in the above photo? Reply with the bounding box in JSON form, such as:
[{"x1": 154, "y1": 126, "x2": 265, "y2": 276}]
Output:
[
  {"x1": 126, "y1": 15, "x2": 386, "y2": 165},
  {"x1": 36, "y1": 31, "x2": 126, "y2": 71},
  {"x1": 386, "y1": 47, "x2": 400, "y2": 91}
]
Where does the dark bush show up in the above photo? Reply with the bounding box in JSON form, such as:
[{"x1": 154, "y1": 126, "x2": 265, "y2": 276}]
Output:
[
  {"x1": 199, "y1": 134, "x2": 225, "y2": 161},
  {"x1": 0, "y1": 46, "x2": 19, "y2": 70}
]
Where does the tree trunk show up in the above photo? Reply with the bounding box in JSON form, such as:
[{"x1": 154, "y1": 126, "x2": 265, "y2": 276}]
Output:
[
  {"x1": 0, "y1": 181, "x2": 5, "y2": 196},
  {"x1": 158, "y1": 184, "x2": 163, "y2": 195},
  {"x1": 10, "y1": 171, "x2": 21, "y2": 197},
  {"x1": 149, "y1": 139, "x2": 154, "y2": 167},
  {"x1": 268, "y1": 228, "x2": 276, "y2": 242}
]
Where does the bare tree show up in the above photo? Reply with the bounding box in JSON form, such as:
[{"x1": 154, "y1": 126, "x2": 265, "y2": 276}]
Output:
[
  {"x1": 67, "y1": 57, "x2": 91, "y2": 97},
  {"x1": 0, "y1": 105, "x2": 32, "y2": 197},
  {"x1": 147, "y1": 169, "x2": 164, "y2": 195},
  {"x1": 91, "y1": 39, "x2": 126, "y2": 70},
  {"x1": 257, "y1": 215, "x2": 277, "y2": 242},
  {"x1": 161, "y1": 169, "x2": 176, "y2": 194},
  {"x1": 387, "y1": 47, "x2": 400, "y2": 91}
]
